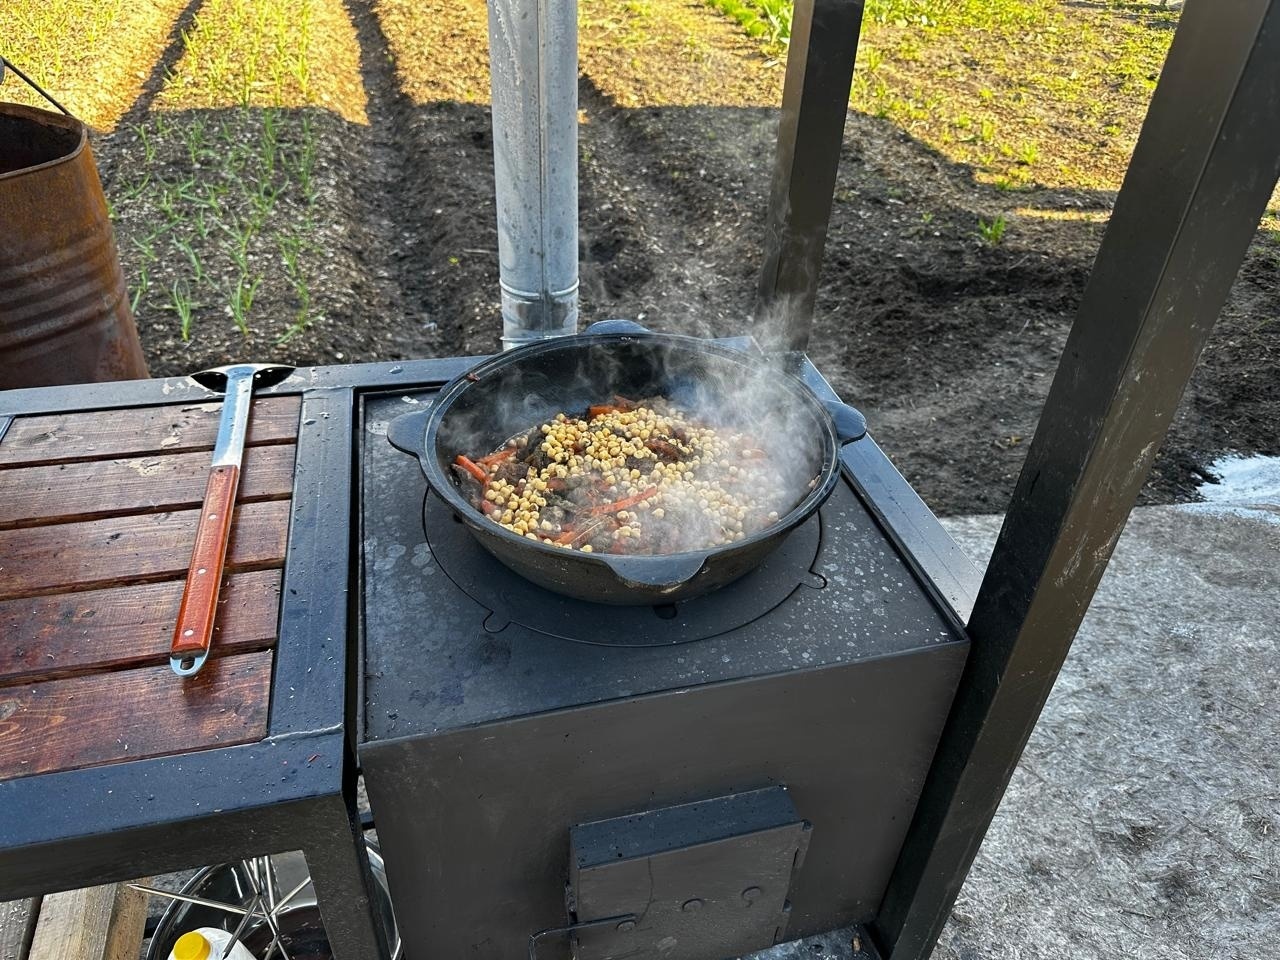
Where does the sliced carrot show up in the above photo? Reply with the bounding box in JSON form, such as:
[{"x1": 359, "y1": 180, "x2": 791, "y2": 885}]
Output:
[
  {"x1": 479, "y1": 447, "x2": 516, "y2": 466},
  {"x1": 590, "y1": 486, "x2": 658, "y2": 515},
  {"x1": 455, "y1": 455, "x2": 488, "y2": 483},
  {"x1": 587, "y1": 404, "x2": 619, "y2": 418}
]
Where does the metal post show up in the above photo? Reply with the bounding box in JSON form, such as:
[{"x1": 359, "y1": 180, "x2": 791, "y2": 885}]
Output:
[
  {"x1": 487, "y1": 0, "x2": 579, "y2": 348},
  {"x1": 872, "y1": 2, "x2": 1280, "y2": 957},
  {"x1": 756, "y1": 0, "x2": 865, "y2": 351},
  {"x1": 305, "y1": 743, "x2": 392, "y2": 960}
]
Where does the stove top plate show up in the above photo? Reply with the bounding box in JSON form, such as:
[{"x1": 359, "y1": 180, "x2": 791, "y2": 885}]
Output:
[
  {"x1": 360, "y1": 389, "x2": 965, "y2": 742},
  {"x1": 423, "y1": 489, "x2": 825, "y2": 646}
]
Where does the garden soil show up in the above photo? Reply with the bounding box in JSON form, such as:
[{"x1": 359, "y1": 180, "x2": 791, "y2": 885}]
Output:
[{"x1": 92, "y1": 0, "x2": 1279, "y2": 518}]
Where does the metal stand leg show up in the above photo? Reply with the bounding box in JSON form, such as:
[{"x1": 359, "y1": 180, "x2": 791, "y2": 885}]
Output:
[
  {"x1": 305, "y1": 751, "x2": 390, "y2": 960},
  {"x1": 756, "y1": 0, "x2": 865, "y2": 351},
  {"x1": 873, "y1": 1, "x2": 1280, "y2": 957}
]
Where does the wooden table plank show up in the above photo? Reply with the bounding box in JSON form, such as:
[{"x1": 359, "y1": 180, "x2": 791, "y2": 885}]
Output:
[
  {"x1": 0, "y1": 897, "x2": 40, "y2": 960},
  {"x1": 0, "y1": 571, "x2": 281, "y2": 687},
  {"x1": 0, "y1": 501, "x2": 289, "y2": 601},
  {"x1": 0, "y1": 444, "x2": 296, "y2": 530},
  {"x1": 0, "y1": 396, "x2": 300, "y2": 469},
  {"x1": 0, "y1": 650, "x2": 272, "y2": 780},
  {"x1": 28, "y1": 885, "x2": 146, "y2": 960}
]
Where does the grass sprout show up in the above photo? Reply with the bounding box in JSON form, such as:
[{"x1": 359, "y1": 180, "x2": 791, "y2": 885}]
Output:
[
  {"x1": 977, "y1": 215, "x2": 1008, "y2": 246},
  {"x1": 229, "y1": 273, "x2": 262, "y2": 335},
  {"x1": 171, "y1": 280, "x2": 195, "y2": 341}
]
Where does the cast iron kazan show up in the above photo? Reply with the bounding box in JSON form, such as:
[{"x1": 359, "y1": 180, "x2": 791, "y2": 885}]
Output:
[{"x1": 386, "y1": 320, "x2": 866, "y2": 604}]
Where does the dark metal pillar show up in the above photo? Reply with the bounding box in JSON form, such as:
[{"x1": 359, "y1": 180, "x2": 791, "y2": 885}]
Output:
[
  {"x1": 304, "y1": 743, "x2": 392, "y2": 960},
  {"x1": 756, "y1": 0, "x2": 865, "y2": 351},
  {"x1": 872, "y1": 1, "x2": 1280, "y2": 957}
]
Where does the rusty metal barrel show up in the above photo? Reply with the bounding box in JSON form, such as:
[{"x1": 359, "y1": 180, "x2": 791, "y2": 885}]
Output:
[{"x1": 0, "y1": 99, "x2": 148, "y2": 388}]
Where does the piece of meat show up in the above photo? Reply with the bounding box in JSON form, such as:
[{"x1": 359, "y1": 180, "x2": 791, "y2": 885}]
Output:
[
  {"x1": 451, "y1": 464, "x2": 485, "y2": 507},
  {"x1": 492, "y1": 459, "x2": 527, "y2": 486}
]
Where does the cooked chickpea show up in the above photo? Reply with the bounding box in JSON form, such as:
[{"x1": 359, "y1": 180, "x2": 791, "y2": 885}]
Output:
[{"x1": 468, "y1": 402, "x2": 788, "y2": 555}]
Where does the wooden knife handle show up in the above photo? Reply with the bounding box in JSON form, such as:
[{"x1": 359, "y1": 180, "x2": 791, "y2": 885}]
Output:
[{"x1": 171, "y1": 464, "x2": 240, "y2": 656}]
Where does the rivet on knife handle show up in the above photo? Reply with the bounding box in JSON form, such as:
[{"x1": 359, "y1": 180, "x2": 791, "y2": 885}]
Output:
[{"x1": 171, "y1": 464, "x2": 240, "y2": 675}]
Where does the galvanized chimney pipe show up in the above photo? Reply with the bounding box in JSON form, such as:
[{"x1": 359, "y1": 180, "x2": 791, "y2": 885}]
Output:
[{"x1": 486, "y1": 0, "x2": 579, "y2": 348}]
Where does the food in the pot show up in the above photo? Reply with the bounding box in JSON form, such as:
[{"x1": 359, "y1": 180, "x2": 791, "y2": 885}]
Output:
[{"x1": 453, "y1": 396, "x2": 801, "y2": 554}]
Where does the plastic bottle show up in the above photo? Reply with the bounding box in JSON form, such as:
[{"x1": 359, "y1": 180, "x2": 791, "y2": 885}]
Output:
[{"x1": 167, "y1": 927, "x2": 257, "y2": 960}]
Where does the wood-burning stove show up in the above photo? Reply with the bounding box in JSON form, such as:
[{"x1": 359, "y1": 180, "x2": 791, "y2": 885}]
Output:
[{"x1": 356, "y1": 355, "x2": 970, "y2": 959}]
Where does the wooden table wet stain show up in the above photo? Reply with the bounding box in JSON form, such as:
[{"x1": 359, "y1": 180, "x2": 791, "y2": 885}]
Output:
[{"x1": 0, "y1": 397, "x2": 299, "y2": 781}]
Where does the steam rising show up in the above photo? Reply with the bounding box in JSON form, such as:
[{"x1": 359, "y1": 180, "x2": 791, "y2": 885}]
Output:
[{"x1": 438, "y1": 333, "x2": 830, "y2": 554}]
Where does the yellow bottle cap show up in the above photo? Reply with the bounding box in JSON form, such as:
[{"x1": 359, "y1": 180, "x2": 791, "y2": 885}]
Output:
[{"x1": 173, "y1": 931, "x2": 211, "y2": 960}]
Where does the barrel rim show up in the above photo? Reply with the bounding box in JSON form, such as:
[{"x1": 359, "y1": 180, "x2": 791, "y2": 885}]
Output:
[{"x1": 0, "y1": 101, "x2": 87, "y2": 183}]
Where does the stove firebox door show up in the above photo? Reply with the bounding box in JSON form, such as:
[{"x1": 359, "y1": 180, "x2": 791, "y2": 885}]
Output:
[{"x1": 568, "y1": 787, "x2": 811, "y2": 960}]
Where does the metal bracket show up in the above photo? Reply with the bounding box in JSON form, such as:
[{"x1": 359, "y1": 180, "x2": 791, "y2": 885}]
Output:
[{"x1": 527, "y1": 913, "x2": 638, "y2": 960}]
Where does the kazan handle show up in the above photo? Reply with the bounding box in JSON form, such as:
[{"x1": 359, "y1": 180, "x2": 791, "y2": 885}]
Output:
[{"x1": 171, "y1": 465, "x2": 240, "y2": 657}]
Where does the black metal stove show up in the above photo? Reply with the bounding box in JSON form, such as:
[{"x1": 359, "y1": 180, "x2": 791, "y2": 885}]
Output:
[{"x1": 356, "y1": 361, "x2": 970, "y2": 960}]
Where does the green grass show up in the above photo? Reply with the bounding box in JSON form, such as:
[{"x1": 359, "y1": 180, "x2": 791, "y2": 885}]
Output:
[
  {"x1": 0, "y1": 0, "x2": 126, "y2": 105},
  {"x1": 159, "y1": 0, "x2": 316, "y2": 110},
  {"x1": 706, "y1": 0, "x2": 793, "y2": 48},
  {"x1": 0, "y1": 0, "x2": 196, "y2": 129},
  {"x1": 707, "y1": 0, "x2": 1181, "y2": 190}
]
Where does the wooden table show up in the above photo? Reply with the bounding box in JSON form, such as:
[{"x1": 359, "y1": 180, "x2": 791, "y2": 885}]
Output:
[
  {"x1": 0, "y1": 396, "x2": 296, "y2": 780},
  {"x1": 0, "y1": 372, "x2": 393, "y2": 960}
]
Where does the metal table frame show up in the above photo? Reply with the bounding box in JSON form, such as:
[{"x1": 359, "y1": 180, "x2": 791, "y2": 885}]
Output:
[
  {"x1": 760, "y1": 0, "x2": 1280, "y2": 957},
  {"x1": 0, "y1": 364, "x2": 493, "y2": 960}
]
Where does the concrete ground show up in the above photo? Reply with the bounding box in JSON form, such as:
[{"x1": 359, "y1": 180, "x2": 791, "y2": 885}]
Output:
[{"x1": 758, "y1": 475, "x2": 1279, "y2": 959}]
